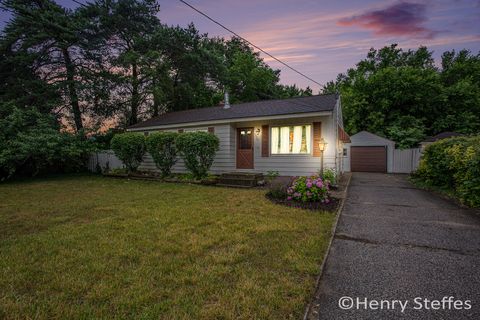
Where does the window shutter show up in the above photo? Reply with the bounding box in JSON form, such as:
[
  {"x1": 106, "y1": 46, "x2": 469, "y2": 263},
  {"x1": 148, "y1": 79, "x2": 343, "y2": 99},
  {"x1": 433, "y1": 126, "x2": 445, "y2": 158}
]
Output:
[
  {"x1": 178, "y1": 129, "x2": 184, "y2": 133},
  {"x1": 313, "y1": 122, "x2": 322, "y2": 157},
  {"x1": 262, "y1": 125, "x2": 269, "y2": 157},
  {"x1": 208, "y1": 127, "x2": 215, "y2": 134}
]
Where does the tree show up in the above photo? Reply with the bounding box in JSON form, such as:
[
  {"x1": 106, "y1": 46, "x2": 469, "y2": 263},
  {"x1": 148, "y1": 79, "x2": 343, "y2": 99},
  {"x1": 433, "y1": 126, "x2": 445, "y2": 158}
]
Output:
[
  {"x1": 1, "y1": 0, "x2": 91, "y2": 132},
  {"x1": 98, "y1": 0, "x2": 162, "y2": 126},
  {"x1": 322, "y1": 44, "x2": 480, "y2": 148}
]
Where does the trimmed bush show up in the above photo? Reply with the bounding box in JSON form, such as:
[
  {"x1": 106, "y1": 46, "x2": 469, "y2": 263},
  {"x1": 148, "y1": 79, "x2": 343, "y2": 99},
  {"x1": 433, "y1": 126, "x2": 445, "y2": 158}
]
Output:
[
  {"x1": 176, "y1": 131, "x2": 219, "y2": 179},
  {"x1": 415, "y1": 136, "x2": 480, "y2": 207},
  {"x1": 146, "y1": 132, "x2": 178, "y2": 177},
  {"x1": 110, "y1": 132, "x2": 146, "y2": 173}
]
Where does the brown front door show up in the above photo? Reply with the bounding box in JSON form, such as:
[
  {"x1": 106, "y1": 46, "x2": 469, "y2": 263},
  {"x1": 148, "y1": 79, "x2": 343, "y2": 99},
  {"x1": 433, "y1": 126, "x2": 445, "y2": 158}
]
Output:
[
  {"x1": 351, "y1": 146, "x2": 387, "y2": 173},
  {"x1": 236, "y1": 128, "x2": 254, "y2": 169}
]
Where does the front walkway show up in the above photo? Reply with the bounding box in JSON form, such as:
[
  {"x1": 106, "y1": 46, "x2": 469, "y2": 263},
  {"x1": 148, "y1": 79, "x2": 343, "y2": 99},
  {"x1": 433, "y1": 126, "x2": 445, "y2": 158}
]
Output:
[{"x1": 310, "y1": 173, "x2": 480, "y2": 319}]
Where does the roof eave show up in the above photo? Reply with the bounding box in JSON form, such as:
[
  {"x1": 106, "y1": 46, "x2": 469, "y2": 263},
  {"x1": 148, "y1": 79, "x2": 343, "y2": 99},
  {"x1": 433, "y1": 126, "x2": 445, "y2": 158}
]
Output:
[{"x1": 127, "y1": 110, "x2": 333, "y2": 131}]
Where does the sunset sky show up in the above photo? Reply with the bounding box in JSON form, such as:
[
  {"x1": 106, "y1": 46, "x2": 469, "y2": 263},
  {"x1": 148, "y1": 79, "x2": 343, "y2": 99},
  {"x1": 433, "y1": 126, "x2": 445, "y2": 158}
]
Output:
[{"x1": 1, "y1": 0, "x2": 479, "y2": 92}]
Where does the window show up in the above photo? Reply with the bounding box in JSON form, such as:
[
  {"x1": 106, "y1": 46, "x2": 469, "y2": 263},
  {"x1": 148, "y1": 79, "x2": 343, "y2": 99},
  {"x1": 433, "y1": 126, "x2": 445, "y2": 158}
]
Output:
[
  {"x1": 343, "y1": 148, "x2": 347, "y2": 156},
  {"x1": 271, "y1": 125, "x2": 311, "y2": 154},
  {"x1": 239, "y1": 128, "x2": 253, "y2": 149}
]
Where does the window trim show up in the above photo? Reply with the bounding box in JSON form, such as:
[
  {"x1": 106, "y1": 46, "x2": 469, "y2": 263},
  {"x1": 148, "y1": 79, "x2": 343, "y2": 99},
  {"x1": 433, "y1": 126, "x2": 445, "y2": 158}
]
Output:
[{"x1": 270, "y1": 123, "x2": 313, "y2": 156}]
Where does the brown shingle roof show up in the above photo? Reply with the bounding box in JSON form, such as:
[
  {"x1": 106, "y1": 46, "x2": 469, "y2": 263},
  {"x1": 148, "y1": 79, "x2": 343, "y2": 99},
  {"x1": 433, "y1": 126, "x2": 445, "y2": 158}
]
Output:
[{"x1": 128, "y1": 94, "x2": 337, "y2": 129}]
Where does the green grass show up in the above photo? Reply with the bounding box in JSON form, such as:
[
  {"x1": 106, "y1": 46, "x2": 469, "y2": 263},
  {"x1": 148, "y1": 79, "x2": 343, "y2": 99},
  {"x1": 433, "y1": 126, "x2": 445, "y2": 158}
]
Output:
[{"x1": 0, "y1": 175, "x2": 335, "y2": 319}]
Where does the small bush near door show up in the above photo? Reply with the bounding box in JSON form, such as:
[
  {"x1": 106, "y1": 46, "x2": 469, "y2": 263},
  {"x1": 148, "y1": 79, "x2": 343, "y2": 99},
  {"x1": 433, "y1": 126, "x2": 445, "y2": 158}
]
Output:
[
  {"x1": 110, "y1": 133, "x2": 146, "y2": 173},
  {"x1": 414, "y1": 136, "x2": 480, "y2": 207},
  {"x1": 176, "y1": 132, "x2": 219, "y2": 179},
  {"x1": 146, "y1": 132, "x2": 178, "y2": 177}
]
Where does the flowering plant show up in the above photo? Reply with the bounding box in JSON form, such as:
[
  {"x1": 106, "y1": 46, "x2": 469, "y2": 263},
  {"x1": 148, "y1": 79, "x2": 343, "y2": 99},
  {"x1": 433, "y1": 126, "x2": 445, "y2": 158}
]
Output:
[{"x1": 286, "y1": 175, "x2": 330, "y2": 203}]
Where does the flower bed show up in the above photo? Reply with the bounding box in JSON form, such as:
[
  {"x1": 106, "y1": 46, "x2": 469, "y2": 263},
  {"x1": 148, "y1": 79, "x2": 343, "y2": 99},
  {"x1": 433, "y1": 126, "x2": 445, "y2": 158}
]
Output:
[{"x1": 266, "y1": 175, "x2": 338, "y2": 211}]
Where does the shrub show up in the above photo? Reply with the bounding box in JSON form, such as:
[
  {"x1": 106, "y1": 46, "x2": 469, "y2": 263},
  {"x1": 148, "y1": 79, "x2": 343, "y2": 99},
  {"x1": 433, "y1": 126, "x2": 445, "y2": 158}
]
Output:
[
  {"x1": 265, "y1": 170, "x2": 279, "y2": 184},
  {"x1": 320, "y1": 168, "x2": 337, "y2": 185},
  {"x1": 110, "y1": 132, "x2": 146, "y2": 173},
  {"x1": 415, "y1": 136, "x2": 480, "y2": 207},
  {"x1": 267, "y1": 179, "x2": 289, "y2": 199},
  {"x1": 146, "y1": 132, "x2": 178, "y2": 177},
  {"x1": 286, "y1": 176, "x2": 330, "y2": 203},
  {"x1": 176, "y1": 132, "x2": 219, "y2": 179},
  {"x1": 0, "y1": 106, "x2": 95, "y2": 180}
]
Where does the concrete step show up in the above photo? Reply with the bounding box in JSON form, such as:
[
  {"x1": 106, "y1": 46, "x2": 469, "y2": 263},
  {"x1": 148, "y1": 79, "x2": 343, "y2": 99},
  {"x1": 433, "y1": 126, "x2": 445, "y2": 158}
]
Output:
[{"x1": 218, "y1": 172, "x2": 263, "y2": 188}]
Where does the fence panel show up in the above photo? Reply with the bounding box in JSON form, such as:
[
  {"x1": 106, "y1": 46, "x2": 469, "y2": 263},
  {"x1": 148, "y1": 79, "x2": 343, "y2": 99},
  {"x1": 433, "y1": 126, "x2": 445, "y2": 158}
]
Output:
[
  {"x1": 87, "y1": 150, "x2": 123, "y2": 172},
  {"x1": 392, "y1": 148, "x2": 421, "y2": 173}
]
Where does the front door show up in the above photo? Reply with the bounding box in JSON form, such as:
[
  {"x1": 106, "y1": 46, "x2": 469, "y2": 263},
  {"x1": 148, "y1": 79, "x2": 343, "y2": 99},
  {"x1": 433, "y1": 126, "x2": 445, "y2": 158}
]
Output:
[{"x1": 236, "y1": 128, "x2": 254, "y2": 169}]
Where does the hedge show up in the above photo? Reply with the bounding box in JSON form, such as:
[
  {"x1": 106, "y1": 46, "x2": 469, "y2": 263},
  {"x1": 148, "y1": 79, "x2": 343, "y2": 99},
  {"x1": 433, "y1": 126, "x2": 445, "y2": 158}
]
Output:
[
  {"x1": 415, "y1": 136, "x2": 480, "y2": 207},
  {"x1": 176, "y1": 131, "x2": 219, "y2": 179},
  {"x1": 110, "y1": 132, "x2": 146, "y2": 173},
  {"x1": 146, "y1": 132, "x2": 178, "y2": 177}
]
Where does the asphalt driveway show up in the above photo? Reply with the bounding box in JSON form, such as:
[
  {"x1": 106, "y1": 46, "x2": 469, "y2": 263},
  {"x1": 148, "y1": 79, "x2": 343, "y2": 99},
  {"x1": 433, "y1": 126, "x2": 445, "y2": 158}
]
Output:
[{"x1": 310, "y1": 173, "x2": 480, "y2": 320}]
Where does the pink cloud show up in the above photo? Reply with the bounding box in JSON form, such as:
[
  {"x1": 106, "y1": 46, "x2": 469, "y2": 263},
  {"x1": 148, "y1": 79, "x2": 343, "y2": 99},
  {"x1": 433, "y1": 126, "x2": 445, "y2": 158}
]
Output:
[{"x1": 338, "y1": 2, "x2": 438, "y2": 39}]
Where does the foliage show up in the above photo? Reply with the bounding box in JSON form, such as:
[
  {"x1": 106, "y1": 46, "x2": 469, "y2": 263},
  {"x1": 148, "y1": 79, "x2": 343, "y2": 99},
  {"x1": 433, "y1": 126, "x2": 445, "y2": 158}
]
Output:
[
  {"x1": 320, "y1": 168, "x2": 337, "y2": 185},
  {"x1": 146, "y1": 131, "x2": 178, "y2": 177},
  {"x1": 415, "y1": 136, "x2": 480, "y2": 207},
  {"x1": 265, "y1": 170, "x2": 279, "y2": 184},
  {"x1": 110, "y1": 132, "x2": 146, "y2": 172},
  {"x1": 267, "y1": 179, "x2": 289, "y2": 199},
  {"x1": 286, "y1": 176, "x2": 330, "y2": 203},
  {"x1": 323, "y1": 44, "x2": 480, "y2": 148},
  {"x1": 175, "y1": 132, "x2": 219, "y2": 179},
  {"x1": 0, "y1": 106, "x2": 95, "y2": 180}
]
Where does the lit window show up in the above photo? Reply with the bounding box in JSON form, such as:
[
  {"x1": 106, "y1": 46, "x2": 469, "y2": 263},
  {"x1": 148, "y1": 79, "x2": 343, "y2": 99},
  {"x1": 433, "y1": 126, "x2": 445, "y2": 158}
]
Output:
[{"x1": 271, "y1": 125, "x2": 311, "y2": 154}]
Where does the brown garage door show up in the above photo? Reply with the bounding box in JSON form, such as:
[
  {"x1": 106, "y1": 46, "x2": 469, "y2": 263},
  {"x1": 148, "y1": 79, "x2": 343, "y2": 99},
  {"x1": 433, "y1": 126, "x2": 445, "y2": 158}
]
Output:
[{"x1": 351, "y1": 146, "x2": 387, "y2": 173}]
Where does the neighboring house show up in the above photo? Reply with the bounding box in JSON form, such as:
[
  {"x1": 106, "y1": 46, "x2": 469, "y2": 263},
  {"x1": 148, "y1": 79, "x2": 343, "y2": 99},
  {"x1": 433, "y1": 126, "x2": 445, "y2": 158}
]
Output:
[
  {"x1": 127, "y1": 94, "x2": 350, "y2": 176},
  {"x1": 342, "y1": 131, "x2": 395, "y2": 173},
  {"x1": 420, "y1": 132, "x2": 463, "y2": 151}
]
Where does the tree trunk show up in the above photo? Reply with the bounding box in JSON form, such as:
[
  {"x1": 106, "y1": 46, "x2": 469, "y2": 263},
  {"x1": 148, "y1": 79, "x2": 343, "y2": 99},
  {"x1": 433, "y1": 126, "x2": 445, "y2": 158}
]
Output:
[
  {"x1": 62, "y1": 48, "x2": 83, "y2": 132},
  {"x1": 129, "y1": 62, "x2": 139, "y2": 126},
  {"x1": 152, "y1": 79, "x2": 160, "y2": 117}
]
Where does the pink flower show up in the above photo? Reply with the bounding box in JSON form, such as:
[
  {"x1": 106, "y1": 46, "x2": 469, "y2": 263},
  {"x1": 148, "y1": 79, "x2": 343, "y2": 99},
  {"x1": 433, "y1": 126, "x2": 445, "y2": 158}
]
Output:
[
  {"x1": 316, "y1": 181, "x2": 323, "y2": 188},
  {"x1": 287, "y1": 196, "x2": 292, "y2": 201},
  {"x1": 306, "y1": 182, "x2": 313, "y2": 188},
  {"x1": 325, "y1": 198, "x2": 330, "y2": 203}
]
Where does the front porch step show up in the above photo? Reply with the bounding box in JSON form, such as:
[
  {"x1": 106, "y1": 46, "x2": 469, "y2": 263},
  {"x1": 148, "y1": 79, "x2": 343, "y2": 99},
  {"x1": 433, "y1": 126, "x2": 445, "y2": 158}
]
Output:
[{"x1": 217, "y1": 172, "x2": 263, "y2": 188}]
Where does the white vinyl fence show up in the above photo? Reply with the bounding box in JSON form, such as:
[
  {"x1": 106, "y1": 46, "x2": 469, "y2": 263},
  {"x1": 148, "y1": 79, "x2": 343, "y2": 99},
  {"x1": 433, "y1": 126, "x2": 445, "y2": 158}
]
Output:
[
  {"x1": 392, "y1": 148, "x2": 422, "y2": 173},
  {"x1": 87, "y1": 150, "x2": 124, "y2": 172}
]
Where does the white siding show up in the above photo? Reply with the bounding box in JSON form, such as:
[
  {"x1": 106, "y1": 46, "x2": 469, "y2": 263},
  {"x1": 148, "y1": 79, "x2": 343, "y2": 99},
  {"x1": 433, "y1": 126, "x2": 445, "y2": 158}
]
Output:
[
  {"x1": 138, "y1": 124, "x2": 235, "y2": 174},
  {"x1": 135, "y1": 113, "x2": 339, "y2": 176},
  {"x1": 231, "y1": 115, "x2": 336, "y2": 176}
]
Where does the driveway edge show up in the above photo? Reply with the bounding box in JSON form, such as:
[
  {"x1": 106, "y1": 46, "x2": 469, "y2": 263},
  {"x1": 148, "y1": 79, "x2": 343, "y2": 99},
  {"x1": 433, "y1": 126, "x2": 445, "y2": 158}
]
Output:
[{"x1": 303, "y1": 173, "x2": 352, "y2": 320}]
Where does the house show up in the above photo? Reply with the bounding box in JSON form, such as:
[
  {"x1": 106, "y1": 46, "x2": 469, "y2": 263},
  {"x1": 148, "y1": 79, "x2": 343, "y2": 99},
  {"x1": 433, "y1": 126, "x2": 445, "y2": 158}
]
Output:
[
  {"x1": 127, "y1": 93, "x2": 350, "y2": 176},
  {"x1": 342, "y1": 131, "x2": 395, "y2": 173},
  {"x1": 420, "y1": 132, "x2": 463, "y2": 151}
]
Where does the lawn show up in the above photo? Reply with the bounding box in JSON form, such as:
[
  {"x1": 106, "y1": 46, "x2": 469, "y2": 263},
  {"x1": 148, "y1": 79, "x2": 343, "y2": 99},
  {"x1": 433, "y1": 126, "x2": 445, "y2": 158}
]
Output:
[{"x1": 0, "y1": 175, "x2": 335, "y2": 319}]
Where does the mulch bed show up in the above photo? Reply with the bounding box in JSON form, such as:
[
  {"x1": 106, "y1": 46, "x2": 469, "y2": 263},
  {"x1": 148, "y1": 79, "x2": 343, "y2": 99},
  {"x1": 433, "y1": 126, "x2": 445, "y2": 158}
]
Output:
[{"x1": 265, "y1": 193, "x2": 340, "y2": 212}]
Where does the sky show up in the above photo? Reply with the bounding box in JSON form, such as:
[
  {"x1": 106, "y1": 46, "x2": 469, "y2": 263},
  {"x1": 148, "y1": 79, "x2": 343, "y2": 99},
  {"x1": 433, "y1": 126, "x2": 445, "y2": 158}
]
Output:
[{"x1": 1, "y1": 0, "x2": 479, "y2": 92}]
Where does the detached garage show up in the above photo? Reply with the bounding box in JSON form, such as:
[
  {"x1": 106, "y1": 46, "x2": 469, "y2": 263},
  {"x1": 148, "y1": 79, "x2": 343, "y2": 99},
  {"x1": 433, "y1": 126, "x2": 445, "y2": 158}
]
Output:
[{"x1": 343, "y1": 131, "x2": 395, "y2": 173}]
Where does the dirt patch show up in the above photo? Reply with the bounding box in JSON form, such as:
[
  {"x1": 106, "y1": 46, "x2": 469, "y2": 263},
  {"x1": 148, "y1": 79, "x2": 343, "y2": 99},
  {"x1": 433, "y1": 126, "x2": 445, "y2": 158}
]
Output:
[{"x1": 265, "y1": 193, "x2": 340, "y2": 212}]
